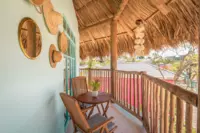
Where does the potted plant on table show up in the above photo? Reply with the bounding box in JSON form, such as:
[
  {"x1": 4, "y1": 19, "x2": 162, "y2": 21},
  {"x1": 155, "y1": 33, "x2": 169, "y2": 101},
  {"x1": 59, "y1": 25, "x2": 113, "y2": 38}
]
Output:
[{"x1": 90, "y1": 78, "x2": 101, "y2": 97}]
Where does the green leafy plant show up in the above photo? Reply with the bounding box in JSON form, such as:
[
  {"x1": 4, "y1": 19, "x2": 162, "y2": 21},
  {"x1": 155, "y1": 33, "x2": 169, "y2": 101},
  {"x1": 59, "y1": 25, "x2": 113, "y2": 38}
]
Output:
[
  {"x1": 88, "y1": 59, "x2": 97, "y2": 68},
  {"x1": 90, "y1": 78, "x2": 101, "y2": 91}
]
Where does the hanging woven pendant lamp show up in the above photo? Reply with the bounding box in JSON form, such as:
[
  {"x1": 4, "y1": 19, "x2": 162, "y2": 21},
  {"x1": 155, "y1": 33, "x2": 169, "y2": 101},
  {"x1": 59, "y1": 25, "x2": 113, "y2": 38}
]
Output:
[{"x1": 134, "y1": 19, "x2": 145, "y2": 56}]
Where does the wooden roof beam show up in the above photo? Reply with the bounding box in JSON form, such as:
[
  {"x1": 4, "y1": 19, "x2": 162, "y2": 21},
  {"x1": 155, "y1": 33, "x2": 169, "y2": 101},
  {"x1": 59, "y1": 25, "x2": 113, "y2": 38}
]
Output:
[
  {"x1": 79, "y1": 17, "x2": 113, "y2": 32},
  {"x1": 87, "y1": 31, "x2": 95, "y2": 43},
  {"x1": 79, "y1": 0, "x2": 129, "y2": 32},
  {"x1": 76, "y1": 0, "x2": 96, "y2": 12},
  {"x1": 107, "y1": 0, "x2": 118, "y2": 13},
  {"x1": 107, "y1": 0, "x2": 129, "y2": 19},
  {"x1": 113, "y1": 0, "x2": 129, "y2": 20},
  {"x1": 150, "y1": 0, "x2": 171, "y2": 15},
  {"x1": 118, "y1": 19, "x2": 134, "y2": 37},
  {"x1": 76, "y1": 0, "x2": 113, "y2": 14},
  {"x1": 80, "y1": 32, "x2": 128, "y2": 44},
  {"x1": 80, "y1": 0, "x2": 175, "y2": 44}
]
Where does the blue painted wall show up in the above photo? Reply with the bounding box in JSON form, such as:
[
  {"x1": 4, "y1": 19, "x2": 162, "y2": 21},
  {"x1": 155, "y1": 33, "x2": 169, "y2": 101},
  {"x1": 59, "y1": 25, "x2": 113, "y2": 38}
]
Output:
[{"x1": 0, "y1": 0, "x2": 79, "y2": 133}]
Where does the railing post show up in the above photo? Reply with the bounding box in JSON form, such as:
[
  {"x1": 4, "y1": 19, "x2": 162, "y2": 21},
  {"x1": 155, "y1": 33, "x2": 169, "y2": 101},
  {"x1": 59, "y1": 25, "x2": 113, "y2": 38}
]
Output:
[
  {"x1": 110, "y1": 19, "x2": 118, "y2": 98},
  {"x1": 141, "y1": 71, "x2": 149, "y2": 132},
  {"x1": 141, "y1": 72, "x2": 145, "y2": 117},
  {"x1": 197, "y1": 3, "x2": 200, "y2": 131},
  {"x1": 88, "y1": 68, "x2": 92, "y2": 90}
]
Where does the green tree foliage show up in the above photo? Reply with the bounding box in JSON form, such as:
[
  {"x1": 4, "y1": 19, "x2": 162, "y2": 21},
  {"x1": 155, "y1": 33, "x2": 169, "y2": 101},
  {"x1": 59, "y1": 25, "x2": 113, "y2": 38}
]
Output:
[
  {"x1": 151, "y1": 53, "x2": 172, "y2": 65},
  {"x1": 151, "y1": 52, "x2": 173, "y2": 79},
  {"x1": 151, "y1": 44, "x2": 198, "y2": 91}
]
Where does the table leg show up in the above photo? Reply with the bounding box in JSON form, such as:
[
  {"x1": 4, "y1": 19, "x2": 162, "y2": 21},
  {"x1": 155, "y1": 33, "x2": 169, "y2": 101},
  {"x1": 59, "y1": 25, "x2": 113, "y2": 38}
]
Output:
[
  {"x1": 101, "y1": 101, "x2": 109, "y2": 118},
  {"x1": 96, "y1": 104, "x2": 101, "y2": 114},
  {"x1": 87, "y1": 106, "x2": 94, "y2": 119},
  {"x1": 100, "y1": 103, "x2": 105, "y2": 113}
]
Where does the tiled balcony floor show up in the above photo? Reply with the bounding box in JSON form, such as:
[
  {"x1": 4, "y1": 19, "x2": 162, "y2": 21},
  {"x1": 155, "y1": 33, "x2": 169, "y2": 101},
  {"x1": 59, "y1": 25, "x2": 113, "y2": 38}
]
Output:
[{"x1": 66, "y1": 103, "x2": 146, "y2": 133}]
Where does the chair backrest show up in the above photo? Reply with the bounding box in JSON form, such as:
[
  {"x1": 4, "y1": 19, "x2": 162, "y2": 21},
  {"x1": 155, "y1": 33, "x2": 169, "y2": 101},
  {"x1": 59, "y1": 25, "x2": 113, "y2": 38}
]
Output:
[
  {"x1": 60, "y1": 93, "x2": 90, "y2": 132},
  {"x1": 72, "y1": 76, "x2": 88, "y2": 98}
]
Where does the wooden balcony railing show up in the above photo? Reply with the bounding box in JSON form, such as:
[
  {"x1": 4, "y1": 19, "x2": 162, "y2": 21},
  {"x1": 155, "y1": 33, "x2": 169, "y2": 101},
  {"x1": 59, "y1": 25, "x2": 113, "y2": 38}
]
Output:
[
  {"x1": 80, "y1": 68, "x2": 111, "y2": 93},
  {"x1": 80, "y1": 68, "x2": 198, "y2": 133}
]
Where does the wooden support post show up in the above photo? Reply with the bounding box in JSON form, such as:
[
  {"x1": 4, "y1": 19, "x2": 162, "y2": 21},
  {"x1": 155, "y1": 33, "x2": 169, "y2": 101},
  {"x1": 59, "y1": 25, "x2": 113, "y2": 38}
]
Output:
[
  {"x1": 141, "y1": 73, "x2": 145, "y2": 119},
  {"x1": 176, "y1": 98, "x2": 184, "y2": 133},
  {"x1": 197, "y1": 3, "x2": 200, "y2": 131},
  {"x1": 160, "y1": 87, "x2": 165, "y2": 133},
  {"x1": 150, "y1": 0, "x2": 170, "y2": 15},
  {"x1": 88, "y1": 57, "x2": 92, "y2": 90},
  {"x1": 185, "y1": 103, "x2": 193, "y2": 133},
  {"x1": 109, "y1": 0, "x2": 128, "y2": 98},
  {"x1": 110, "y1": 19, "x2": 117, "y2": 98},
  {"x1": 169, "y1": 93, "x2": 175, "y2": 133},
  {"x1": 88, "y1": 68, "x2": 92, "y2": 90}
]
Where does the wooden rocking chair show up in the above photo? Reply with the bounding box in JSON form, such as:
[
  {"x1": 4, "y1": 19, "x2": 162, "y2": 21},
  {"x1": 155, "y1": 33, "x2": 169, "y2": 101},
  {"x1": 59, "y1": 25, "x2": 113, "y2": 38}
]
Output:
[
  {"x1": 72, "y1": 76, "x2": 91, "y2": 109},
  {"x1": 60, "y1": 93, "x2": 117, "y2": 133},
  {"x1": 72, "y1": 76, "x2": 88, "y2": 98}
]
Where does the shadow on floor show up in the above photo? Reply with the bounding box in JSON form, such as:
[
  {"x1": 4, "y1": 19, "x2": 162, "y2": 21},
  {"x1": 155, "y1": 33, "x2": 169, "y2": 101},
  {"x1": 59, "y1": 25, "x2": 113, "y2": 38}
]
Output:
[{"x1": 66, "y1": 103, "x2": 146, "y2": 133}]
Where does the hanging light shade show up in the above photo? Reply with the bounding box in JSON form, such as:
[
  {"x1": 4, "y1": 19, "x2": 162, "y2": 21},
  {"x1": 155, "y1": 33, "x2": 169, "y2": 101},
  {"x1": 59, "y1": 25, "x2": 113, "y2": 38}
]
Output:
[
  {"x1": 135, "y1": 49, "x2": 144, "y2": 56},
  {"x1": 134, "y1": 19, "x2": 145, "y2": 56},
  {"x1": 134, "y1": 38, "x2": 145, "y2": 45},
  {"x1": 135, "y1": 32, "x2": 145, "y2": 39},
  {"x1": 134, "y1": 25, "x2": 145, "y2": 33}
]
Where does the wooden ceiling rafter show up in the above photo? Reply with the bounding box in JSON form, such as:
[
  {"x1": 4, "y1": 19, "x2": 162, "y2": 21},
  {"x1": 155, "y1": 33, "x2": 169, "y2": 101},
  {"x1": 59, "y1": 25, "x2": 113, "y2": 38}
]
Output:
[
  {"x1": 80, "y1": 0, "x2": 175, "y2": 44},
  {"x1": 80, "y1": 0, "x2": 130, "y2": 44},
  {"x1": 80, "y1": 31, "x2": 129, "y2": 44},
  {"x1": 107, "y1": 0, "x2": 119, "y2": 13},
  {"x1": 76, "y1": 0, "x2": 113, "y2": 29},
  {"x1": 76, "y1": 0, "x2": 114, "y2": 25},
  {"x1": 80, "y1": 0, "x2": 129, "y2": 34},
  {"x1": 150, "y1": 0, "x2": 171, "y2": 15},
  {"x1": 113, "y1": 0, "x2": 129, "y2": 20},
  {"x1": 145, "y1": 0, "x2": 175, "y2": 21},
  {"x1": 75, "y1": 0, "x2": 95, "y2": 11},
  {"x1": 79, "y1": 17, "x2": 113, "y2": 32},
  {"x1": 76, "y1": 0, "x2": 200, "y2": 59}
]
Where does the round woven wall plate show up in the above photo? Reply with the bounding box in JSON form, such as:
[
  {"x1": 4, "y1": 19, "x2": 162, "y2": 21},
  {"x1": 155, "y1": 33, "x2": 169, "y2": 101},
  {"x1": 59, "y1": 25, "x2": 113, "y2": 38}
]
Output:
[
  {"x1": 30, "y1": 0, "x2": 45, "y2": 6},
  {"x1": 58, "y1": 32, "x2": 68, "y2": 53},
  {"x1": 43, "y1": 0, "x2": 63, "y2": 35}
]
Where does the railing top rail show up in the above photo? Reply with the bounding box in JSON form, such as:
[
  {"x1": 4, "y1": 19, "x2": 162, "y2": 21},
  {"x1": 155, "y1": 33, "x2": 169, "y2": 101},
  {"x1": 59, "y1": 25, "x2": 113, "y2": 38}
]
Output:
[
  {"x1": 79, "y1": 68, "x2": 198, "y2": 107},
  {"x1": 116, "y1": 70, "x2": 145, "y2": 74},
  {"x1": 80, "y1": 68, "x2": 143, "y2": 74},
  {"x1": 142, "y1": 73, "x2": 198, "y2": 107},
  {"x1": 80, "y1": 68, "x2": 111, "y2": 71}
]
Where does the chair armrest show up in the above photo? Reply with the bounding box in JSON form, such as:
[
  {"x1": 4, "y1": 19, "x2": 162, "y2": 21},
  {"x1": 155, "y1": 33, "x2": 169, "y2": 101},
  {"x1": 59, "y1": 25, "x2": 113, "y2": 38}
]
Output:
[
  {"x1": 88, "y1": 117, "x2": 114, "y2": 132},
  {"x1": 81, "y1": 105, "x2": 95, "y2": 113}
]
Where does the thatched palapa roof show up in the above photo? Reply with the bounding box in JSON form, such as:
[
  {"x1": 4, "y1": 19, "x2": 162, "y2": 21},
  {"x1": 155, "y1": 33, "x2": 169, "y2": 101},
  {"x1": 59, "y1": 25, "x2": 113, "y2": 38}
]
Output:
[{"x1": 73, "y1": 0, "x2": 200, "y2": 59}]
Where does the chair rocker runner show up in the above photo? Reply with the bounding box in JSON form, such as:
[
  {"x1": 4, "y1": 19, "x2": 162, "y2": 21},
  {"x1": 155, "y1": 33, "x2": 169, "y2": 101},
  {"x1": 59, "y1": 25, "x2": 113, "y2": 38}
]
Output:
[{"x1": 60, "y1": 93, "x2": 117, "y2": 133}]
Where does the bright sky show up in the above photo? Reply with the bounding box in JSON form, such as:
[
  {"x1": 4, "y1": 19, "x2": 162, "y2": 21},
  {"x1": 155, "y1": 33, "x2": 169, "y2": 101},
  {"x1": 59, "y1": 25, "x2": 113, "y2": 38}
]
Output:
[
  {"x1": 149, "y1": 43, "x2": 197, "y2": 57},
  {"x1": 150, "y1": 48, "x2": 189, "y2": 57}
]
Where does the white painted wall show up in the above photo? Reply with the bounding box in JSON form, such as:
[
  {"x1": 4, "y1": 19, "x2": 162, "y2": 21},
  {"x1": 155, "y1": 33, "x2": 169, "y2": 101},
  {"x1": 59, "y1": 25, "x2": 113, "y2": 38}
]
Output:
[{"x1": 0, "y1": 0, "x2": 79, "y2": 133}]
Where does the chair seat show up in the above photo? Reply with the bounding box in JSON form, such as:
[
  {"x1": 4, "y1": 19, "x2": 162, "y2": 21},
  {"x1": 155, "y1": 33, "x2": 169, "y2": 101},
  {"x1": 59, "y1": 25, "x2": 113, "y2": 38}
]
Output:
[
  {"x1": 60, "y1": 93, "x2": 117, "y2": 133},
  {"x1": 87, "y1": 114, "x2": 115, "y2": 133},
  {"x1": 80, "y1": 103, "x2": 92, "y2": 109}
]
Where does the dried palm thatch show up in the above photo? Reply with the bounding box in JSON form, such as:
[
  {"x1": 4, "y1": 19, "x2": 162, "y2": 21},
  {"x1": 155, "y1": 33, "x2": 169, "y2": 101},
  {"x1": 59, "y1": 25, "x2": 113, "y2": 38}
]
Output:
[{"x1": 73, "y1": 0, "x2": 200, "y2": 60}]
